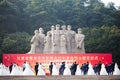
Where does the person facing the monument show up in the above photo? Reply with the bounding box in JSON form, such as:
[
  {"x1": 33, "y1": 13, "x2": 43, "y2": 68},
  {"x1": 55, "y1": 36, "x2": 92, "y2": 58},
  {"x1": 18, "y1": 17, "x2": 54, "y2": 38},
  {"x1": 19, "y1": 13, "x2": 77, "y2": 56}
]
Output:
[
  {"x1": 28, "y1": 30, "x2": 39, "y2": 53},
  {"x1": 49, "y1": 62, "x2": 53, "y2": 75},
  {"x1": 59, "y1": 62, "x2": 65, "y2": 75},
  {"x1": 75, "y1": 28, "x2": 85, "y2": 53},
  {"x1": 9, "y1": 63, "x2": 13, "y2": 73},
  {"x1": 70, "y1": 61, "x2": 77, "y2": 75},
  {"x1": 38, "y1": 27, "x2": 45, "y2": 53},
  {"x1": 34, "y1": 62, "x2": 39, "y2": 75}
]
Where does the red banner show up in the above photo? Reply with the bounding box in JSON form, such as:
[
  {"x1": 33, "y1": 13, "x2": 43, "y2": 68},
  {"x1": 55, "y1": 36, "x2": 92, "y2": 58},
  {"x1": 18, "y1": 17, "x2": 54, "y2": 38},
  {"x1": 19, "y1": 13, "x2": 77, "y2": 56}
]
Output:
[
  {"x1": 3, "y1": 53, "x2": 112, "y2": 66},
  {"x1": 2, "y1": 53, "x2": 112, "y2": 73}
]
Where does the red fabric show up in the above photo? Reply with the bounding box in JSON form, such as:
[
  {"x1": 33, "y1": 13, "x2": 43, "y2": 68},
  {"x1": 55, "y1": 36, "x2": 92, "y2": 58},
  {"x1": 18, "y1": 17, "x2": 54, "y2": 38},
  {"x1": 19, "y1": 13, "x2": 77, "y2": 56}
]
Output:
[{"x1": 3, "y1": 53, "x2": 112, "y2": 67}]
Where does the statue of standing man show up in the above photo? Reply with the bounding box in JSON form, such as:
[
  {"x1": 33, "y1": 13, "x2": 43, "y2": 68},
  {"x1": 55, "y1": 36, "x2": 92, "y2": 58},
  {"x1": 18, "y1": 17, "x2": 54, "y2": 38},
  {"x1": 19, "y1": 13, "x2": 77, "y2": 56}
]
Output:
[
  {"x1": 75, "y1": 28, "x2": 85, "y2": 53},
  {"x1": 51, "y1": 24, "x2": 61, "y2": 53},
  {"x1": 38, "y1": 27, "x2": 45, "y2": 53},
  {"x1": 28, "y1": 30, "x2": 39, "y2": 53},
  {"x1": 66, "y1": 25, "x2": 76, "y2": 53}
]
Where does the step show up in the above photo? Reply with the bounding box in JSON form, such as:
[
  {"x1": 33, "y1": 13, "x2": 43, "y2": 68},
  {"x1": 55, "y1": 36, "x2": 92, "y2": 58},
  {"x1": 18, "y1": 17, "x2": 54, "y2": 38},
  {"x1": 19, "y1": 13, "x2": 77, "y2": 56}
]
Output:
[{"x1": 0, "y1": 76, "x2": 120, "y2": 80}]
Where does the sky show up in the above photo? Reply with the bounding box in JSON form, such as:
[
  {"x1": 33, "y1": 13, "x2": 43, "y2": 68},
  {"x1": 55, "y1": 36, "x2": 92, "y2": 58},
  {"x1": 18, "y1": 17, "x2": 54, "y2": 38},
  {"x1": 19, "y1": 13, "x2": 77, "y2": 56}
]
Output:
[{"x1": 101, "y1": 0, "x2": 120, "y2": 7}]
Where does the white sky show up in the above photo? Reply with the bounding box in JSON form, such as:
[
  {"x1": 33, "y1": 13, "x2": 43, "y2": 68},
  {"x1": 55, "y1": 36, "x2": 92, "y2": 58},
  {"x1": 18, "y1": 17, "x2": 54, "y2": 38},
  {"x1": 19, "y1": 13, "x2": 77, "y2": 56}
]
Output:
[{"x1": 101, "y1": 0, "x2": 120, "y2": 7}]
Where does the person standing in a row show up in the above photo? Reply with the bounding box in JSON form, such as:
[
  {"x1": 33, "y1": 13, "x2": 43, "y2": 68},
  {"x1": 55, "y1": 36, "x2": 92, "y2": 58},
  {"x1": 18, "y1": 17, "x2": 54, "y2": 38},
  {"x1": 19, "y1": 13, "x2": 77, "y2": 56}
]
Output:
[
  {"x1": 59, "y1": 62, "x2": 65, "y2": 75},
  {"x1": 49, "y1": 62, "x2": 53, "y2": 75},
  {"x1": 35, "y1": 62, "x2": 39, "y2": 75},
  {"x1": 98, "y1": 61, "x2": 102, "y2": 75},
  {"x1": 70, "y1": 62, "x2": 78, "y2": 75},
  {"x1": 9, "y1": 63, "x2": 13, "y2": 73},
  {"x1": 81, "y1": 62, "x2": 89, "y2": 75}
]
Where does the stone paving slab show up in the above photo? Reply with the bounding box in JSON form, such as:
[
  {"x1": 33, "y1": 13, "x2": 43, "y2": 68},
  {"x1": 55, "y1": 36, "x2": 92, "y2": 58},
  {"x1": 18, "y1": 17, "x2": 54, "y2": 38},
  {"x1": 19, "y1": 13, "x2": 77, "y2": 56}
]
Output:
[{"x1": 0, "y1": 76, "x2": 120, "y2": 80}]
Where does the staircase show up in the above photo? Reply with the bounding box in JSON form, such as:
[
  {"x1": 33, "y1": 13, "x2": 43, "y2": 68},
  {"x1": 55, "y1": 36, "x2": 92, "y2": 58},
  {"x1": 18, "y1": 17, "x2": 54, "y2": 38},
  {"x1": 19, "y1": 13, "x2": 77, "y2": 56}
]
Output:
[{"x1": 0, "y1": 76, "x2": 120, "y2": 80}]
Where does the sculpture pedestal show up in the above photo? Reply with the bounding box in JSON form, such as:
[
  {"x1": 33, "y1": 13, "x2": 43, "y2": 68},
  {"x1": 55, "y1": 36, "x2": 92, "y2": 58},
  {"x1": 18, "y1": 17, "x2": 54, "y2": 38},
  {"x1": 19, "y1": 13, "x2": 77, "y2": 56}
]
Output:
[{"x1": 2, "y1": 53, "x2": 112, "y2": 75}]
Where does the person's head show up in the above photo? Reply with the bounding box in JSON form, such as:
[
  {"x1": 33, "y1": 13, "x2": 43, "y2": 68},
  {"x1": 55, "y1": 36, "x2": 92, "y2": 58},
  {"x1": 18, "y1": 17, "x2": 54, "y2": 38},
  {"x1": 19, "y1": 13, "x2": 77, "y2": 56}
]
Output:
[
  {"x1": 98, "y1": 61, "x2": 102, "y2": 64},
  {"x1": 74, "y1": 61, "x2": 77, "y2": 64},
  {"x1": 67, "y1": 25, "x2": 71, "y2": 30},
  {"x1": 50, "y1": 62, "x2": 53, "y2": 64},
  {"x1": 86, "y1": 61, "x2": 89, "y2": 64},
  {"x1": 36, "y1": 62, "x2": 38, "y2": 64},
  {"x1": 51, "y1": 25, "x2": 55, "y2": 31},
  {"x1": 56, "y1": 24, "x2": 60, "y2": 30},
  {"x1": 39, "y1": 27, "x2": 44, "y2": 33},
  {"x1": 54, "y1": 62, "x2": 56, "y2": 65},
  {"x1": 61, "y1": 25, "x2": 66, "y2": 30},
  {"x1": 10, "y1": 63, "x2": 13, "y2": 65},
  {"x1": 77, "y1": 28, "x2": 82, "y2": 34},
  {"x1": 34, "y1": 30, "x2": 39, "y2": 35}
]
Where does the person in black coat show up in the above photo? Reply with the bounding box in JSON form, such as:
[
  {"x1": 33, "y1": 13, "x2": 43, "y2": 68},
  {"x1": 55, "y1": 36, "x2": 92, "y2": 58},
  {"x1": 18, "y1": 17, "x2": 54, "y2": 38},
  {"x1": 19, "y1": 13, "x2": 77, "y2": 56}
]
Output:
[
  {"x1": 85, "y1": 62, "x2": 89, "y2": 75},
  {"x1": 80, "y1": 64, "x2": 84, "y2": 75},
  {"x1": 70, "y1": 62, "x2": 77, "y2": 75},
  {"x1": 59, "y1": 62, "x2": 65, "y2": 75},
  {"x1": 93, "y1": 64, "x2": 98, "y2": 75},
  {"x1": 9, "y1": 63, "x2": 13, "y2": 73},
  {"x1": 97, "y1": 61, "x2": 102, "y2": 75},
  {"x1": 49, "y1": 62, "x2": 53, "y2": 75},
  {"x1": 105, "y1": 64, "x2": 110, "y2": 75},
  {"x1": 81, "y1": 62, "x2": 89, "y2": 75},
  {"x1": 109, "y1": 62, "x2": 115, "y2": 75},
  {"x1": 34, "y1": 62, "x2": 39, "y2": 76}
]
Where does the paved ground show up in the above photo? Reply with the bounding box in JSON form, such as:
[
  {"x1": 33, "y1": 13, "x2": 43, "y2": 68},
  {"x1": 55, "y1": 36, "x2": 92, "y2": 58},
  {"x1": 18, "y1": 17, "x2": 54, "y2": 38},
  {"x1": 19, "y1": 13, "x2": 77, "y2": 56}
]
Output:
[{"x1": 0, "y1": 76, "x2": 120, "y2": 80}]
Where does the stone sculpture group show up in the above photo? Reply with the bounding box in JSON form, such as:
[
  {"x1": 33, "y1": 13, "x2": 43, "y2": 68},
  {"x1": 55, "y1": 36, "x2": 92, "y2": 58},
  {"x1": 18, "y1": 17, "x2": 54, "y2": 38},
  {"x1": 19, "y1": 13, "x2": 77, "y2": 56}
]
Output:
[{"x1": 28, "y1": 24, "x2": 85, "y2": 54}]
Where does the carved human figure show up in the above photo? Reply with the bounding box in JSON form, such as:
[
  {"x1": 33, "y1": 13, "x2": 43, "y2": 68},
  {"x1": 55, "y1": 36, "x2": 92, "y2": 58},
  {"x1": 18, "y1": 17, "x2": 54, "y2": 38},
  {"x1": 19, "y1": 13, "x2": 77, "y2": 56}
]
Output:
[
  {"x1": 60, "y1": 35, "x2": 67, "y2": 53},
  {"x1": 61, "y1": 25, "x2": 67, "y2": 35},
  {"x1": 66, "y1": 25, "x2": 76, "y2": 53},
  {"x1": 49, "y1": 25, "x2": 55, "y2": 53},
  {"x1": 51, "y1": 24, "x2": 61, "y2": 53},
  {"x1": 50, "y1": 25, "x2": 55, "y2": 47},
  {"x1": 75, "y1": 28, "x2": 85, "y2": 53},
  {"x1": 43, "y1": 32, "x2": 52, "y2": 53},
  {"x1": 28, "y1": 30, "x2": 39, "y2": 53},
  {"x1": 38, "y1": 27, "x2": 45, "y2": 53}
]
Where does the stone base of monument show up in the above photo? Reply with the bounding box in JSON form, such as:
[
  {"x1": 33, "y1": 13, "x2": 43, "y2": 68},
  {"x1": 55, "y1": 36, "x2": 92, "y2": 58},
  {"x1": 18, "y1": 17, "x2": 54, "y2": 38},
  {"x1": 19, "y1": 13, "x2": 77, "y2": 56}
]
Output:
[{"x1": 0, "y1": 76, "x2": 120, "y2": 80}]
